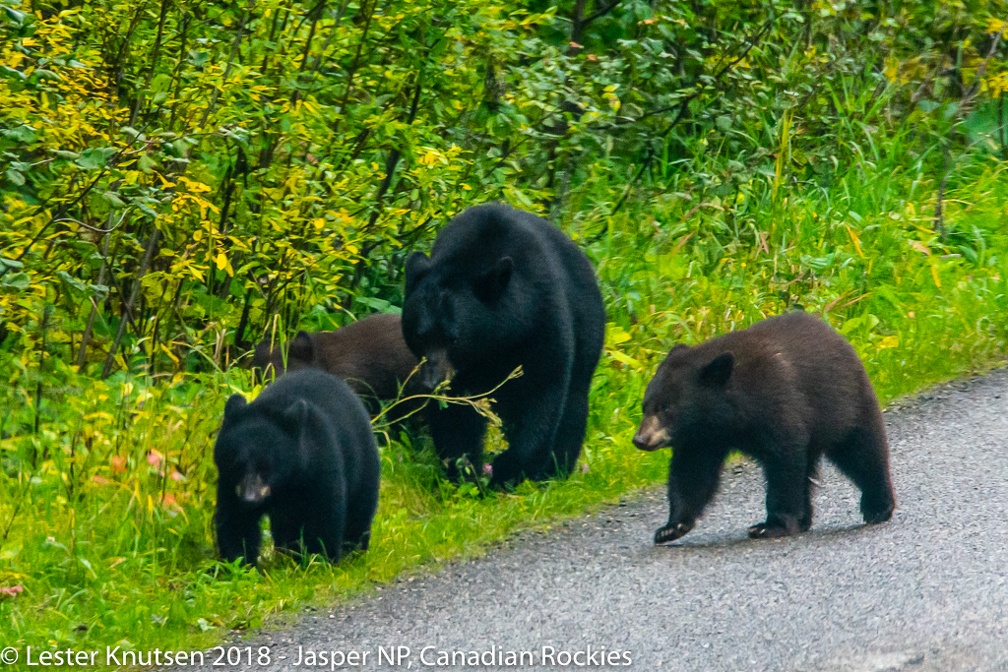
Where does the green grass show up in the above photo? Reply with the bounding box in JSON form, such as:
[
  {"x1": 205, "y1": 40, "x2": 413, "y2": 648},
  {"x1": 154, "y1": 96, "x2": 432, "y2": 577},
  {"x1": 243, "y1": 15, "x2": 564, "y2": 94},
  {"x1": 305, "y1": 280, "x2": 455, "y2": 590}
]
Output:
[{"x1": 1, "y1": 151, "x2": 1007, "y2": 661}]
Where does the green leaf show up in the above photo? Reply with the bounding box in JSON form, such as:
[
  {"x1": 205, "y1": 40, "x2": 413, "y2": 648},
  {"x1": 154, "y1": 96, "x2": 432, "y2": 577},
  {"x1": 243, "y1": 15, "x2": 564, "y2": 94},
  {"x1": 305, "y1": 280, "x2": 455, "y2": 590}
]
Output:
[
  {"x1": 103, "y1": 191, "x2": 126, "y2": 207},
  {"x1": 0, "y1": 65, "x2": 26, "y2": 81},
  {"x1": 5, "y1": 168, "x2": 25, "y2": 186},
  {"x1": 75, "y1": 147, "x2": 117, "y2": 170},
  {"x1": 137, "y1": 153, "x2": 158, "y2": 173},
  {"x1": 3, "y1": 6, "x2": 26, "y2": 26},
  {"x1": 1, "y1": 124, "x2": 37, "y2": 143},
  {"x1": 0, "y1": 272, "x2": 30, "y2": 289}
]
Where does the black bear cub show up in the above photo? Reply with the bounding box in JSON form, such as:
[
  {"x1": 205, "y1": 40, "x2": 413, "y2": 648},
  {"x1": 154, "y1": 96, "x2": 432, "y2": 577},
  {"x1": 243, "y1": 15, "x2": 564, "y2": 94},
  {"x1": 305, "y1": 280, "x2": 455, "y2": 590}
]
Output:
[
  {"x1": 251, "y1": 313, "x2": 419, "y2": 404},
  {"x1": 634, "y1": 311, "x2": 895, "y2": 544},
  {"x1": 402, "y1": 202, "x2": 606, "y2": 486},
  {"x1": 214, "y1": 369, "x2": 380, "y2": 566}
]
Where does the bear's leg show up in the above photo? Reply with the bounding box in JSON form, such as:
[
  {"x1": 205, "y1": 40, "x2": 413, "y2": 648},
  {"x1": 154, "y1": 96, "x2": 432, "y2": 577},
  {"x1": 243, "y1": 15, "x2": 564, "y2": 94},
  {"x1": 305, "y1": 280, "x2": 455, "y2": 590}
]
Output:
[
  {"x1": 343, "y1": 498, "x2": 376, "y2": 553},
  {"x1": 427, "y1": 403, "x2": 488, "y2": 482},
  {"x1": 800, "y1": 457, "x2": 822, "y2": 532},
  {"x1": 300, "y1": 496, "x2": 345, "y2": 563},
  {"x1": 215, "y1": 497, "x2": 263, "y2": 566},
  {"x1": 750, "y1": 452, "x2": 810, "y2": 539},
  {"x1": 655, "y1": 448, "x2": 724, "y2": 544},
  {"x1": 490, "y1": 384, "x2": 567, "y2": 487},
  {"x1": 270, "y1": 510, "x2": 301, "y2": 555},
  {"x1": 543, "y1": 376, "x2": 593, "y2": 481},
  {"x1": 826, "y1": 423, "x2": 895, "y2": 524}
]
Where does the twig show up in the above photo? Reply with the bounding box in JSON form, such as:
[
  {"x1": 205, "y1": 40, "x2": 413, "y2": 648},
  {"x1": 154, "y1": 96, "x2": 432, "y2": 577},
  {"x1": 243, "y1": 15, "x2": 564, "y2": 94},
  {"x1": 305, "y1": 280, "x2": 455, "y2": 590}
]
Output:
[
  {"x1": 75, "y1": 216, "x2": 116, "y2": 368},
  {"x1": 101, "y1": 226, "x2": 162, "y2": 379},
  {"x1": 370, "y1": 365, "x2": 524, "y2": 431}
]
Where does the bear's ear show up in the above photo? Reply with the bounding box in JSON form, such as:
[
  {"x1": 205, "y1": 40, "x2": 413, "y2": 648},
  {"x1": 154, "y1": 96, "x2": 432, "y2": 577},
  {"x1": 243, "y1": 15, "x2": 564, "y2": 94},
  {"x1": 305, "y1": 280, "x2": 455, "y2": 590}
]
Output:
[
  {"x1": 223, "y1": 393, "x2": 247, "y2": 422},
  {"x1": 669, "y1": 343, "x2": 689, "y2": 355},
  {"x1": 475, "y1": 256, "x2": 513, "y2": 304},
  {"x1": 699, "y1": 351, "x2": 734, "y2": 387},
  {"x1": 405, "y1": 252, "x2": 431, "y2": 295},
  {"x1": 288, "y1": 330, "x2": 314, "y2": 366}
]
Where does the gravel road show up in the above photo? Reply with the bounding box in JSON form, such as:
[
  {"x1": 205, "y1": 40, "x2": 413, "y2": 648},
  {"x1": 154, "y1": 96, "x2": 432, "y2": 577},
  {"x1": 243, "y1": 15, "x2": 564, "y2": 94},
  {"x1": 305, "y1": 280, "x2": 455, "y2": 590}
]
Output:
[{"x1": 182, "y1": 368, "x2": 1008, "y2": 672}]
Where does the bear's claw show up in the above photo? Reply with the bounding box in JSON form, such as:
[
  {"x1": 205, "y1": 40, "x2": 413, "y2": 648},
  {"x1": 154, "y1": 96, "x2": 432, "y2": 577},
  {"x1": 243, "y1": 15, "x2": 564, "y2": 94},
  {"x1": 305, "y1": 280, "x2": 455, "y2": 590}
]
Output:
[
  {"x1": 653, "y1": 522, "x2": 692, "y2": 544},
  {"x1": 747, "y1": 522, "x2": 793, "y2": 539}
]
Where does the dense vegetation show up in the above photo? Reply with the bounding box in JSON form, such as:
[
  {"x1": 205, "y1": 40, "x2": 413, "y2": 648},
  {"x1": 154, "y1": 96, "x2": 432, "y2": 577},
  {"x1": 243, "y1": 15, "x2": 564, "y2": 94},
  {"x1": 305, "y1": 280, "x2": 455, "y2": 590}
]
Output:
[{"x1": 1, "y1": 0, "x2": 1007, "y2": 655}]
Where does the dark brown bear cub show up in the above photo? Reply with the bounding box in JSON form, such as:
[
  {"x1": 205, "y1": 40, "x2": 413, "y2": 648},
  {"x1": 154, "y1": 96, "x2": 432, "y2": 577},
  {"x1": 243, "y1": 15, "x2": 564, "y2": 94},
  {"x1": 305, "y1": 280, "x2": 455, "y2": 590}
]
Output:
[
  {"x1": 634, "y1": 311, "x2": 895, "y2": 544},
  {"x1": 251, "y1": 313, "x2": 420, "y2": 418}
]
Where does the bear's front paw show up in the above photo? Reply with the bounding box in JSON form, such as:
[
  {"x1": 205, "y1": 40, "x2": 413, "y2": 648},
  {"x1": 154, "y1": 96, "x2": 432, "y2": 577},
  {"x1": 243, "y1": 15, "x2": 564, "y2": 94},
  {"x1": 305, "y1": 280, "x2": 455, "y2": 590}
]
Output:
[
  {"x1": 653, "y1": 521, "x2": 693, "y2": 544},
  {"x1": 747, "y1": 522, "x2": 794, "y2": 539}
]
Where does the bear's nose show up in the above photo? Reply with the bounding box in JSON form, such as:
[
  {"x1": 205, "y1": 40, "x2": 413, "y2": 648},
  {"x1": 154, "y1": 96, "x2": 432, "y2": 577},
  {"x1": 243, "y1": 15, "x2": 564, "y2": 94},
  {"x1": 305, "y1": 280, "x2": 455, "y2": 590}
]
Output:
[
  {"x1": 419, "y1": 348, "x2": 454, "y2": 391},
  {"x1": 632, "y1": 415, "x2": 669, "y2": 451}
]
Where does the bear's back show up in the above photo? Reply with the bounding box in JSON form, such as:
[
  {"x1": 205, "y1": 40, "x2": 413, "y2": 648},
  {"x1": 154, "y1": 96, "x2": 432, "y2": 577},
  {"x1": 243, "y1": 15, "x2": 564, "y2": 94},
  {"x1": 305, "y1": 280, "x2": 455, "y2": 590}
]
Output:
[
  {"x1": 714, "y1": 312, "x2": 877, "y2": 436},
  {"x1": 249, "y1": 369, "x2": 370, "y2": 446},
  {"x1": 256, "y1": 369, "x2": 378, "y2": 487},
  {"x1": 432, "y1": 202, "x2": 604, "y2": 335},
  {"x1": 296, "y1": 314, "x2": 418, "y2": 399}
]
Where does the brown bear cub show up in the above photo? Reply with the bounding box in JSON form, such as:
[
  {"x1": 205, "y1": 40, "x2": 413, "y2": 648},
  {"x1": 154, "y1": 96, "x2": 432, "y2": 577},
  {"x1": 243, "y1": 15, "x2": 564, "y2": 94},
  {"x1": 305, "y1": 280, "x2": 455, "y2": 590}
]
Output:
[
  {"x1": 251, "y1": 313, "x2": 420, "y2": 407},
  {"x1": 634, "y1": 311, "x2": 895, "y2": 544}
]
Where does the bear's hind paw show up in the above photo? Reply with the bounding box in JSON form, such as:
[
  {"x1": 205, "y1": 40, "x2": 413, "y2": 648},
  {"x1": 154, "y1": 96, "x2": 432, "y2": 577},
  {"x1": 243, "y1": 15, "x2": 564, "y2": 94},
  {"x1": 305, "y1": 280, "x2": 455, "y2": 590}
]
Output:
[
  {"x1": 653, "y1": 522, "x2": 692, "y2": 544},
  {"x1": 861, "y1": 507, "x2": 894, "y2": 525},
  {"x1": 747, "y1": 522, "x2": 795, "y2": 539}
]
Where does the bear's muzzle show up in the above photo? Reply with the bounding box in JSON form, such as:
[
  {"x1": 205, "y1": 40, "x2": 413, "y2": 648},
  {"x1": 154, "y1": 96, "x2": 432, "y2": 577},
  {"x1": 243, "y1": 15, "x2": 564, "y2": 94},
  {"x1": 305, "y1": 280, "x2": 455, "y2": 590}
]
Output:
[
  {"x1": 419, "y1": 349, "x2": 455, "y2": 391},
  {"x1": 633, "y1": 414, "x2": 671, "y2": 451}
]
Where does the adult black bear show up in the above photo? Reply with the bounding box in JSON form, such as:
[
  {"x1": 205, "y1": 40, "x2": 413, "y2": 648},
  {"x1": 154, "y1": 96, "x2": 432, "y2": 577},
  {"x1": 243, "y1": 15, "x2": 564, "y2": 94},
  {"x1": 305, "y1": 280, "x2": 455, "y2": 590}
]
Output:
[
  {"x1": 402, "y1": 203, "x2": 606, "y2": 486},
  {"x1": 633, "y1": 311, "x2": 895, "y2": 544},
  {"x1": 214, "y1": 369, "x2": 380, "y2": 566},
  {"x1": 251, "y1": 313, "x2": 419, "y2": 402}
]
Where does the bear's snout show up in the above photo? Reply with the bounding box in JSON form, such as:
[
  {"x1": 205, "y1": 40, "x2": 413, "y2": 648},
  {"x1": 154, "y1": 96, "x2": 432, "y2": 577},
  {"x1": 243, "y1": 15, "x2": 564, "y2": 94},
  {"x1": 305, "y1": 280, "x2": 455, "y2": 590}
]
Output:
[
  {"x1": 633, "y1": 415, "x2": 670, "y2": 451},
  {"x1": 419, "y1": 349, "x2": 454, "y2": 391},
  {"x1": 236, "y1": 473, "x2": 271, "y2": 505}
]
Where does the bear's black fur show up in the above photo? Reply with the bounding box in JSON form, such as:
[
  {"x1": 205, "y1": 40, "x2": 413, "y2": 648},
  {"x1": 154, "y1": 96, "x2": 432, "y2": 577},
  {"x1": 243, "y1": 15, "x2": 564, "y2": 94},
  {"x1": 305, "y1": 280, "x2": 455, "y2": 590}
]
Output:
[
  {"x1": 251, "y1": 313, "x2": 419, "y2": 401},
  {"x1": 633, "y1": 311, "x2": 895, "y2": 544},
  {"x1": 214, "y1": 368, "x2": 380, "y2": 566},
  {"x1": 402, "y1": 203, "x2": 606, "y2": 486}
]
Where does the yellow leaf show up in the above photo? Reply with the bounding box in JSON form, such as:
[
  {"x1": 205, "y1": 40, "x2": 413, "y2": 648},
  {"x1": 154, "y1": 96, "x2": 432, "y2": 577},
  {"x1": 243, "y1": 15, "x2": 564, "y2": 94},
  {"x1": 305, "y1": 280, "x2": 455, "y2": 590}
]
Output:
[
  {"x1": 608, "y1": 349, "x2": 642, "y2": 368},
  {"x1": 845, "y1": 225, "x2": 863, "y2": 257},
  {"x1": 178, "y1": 176, "x2": 211, "y2": 193},
  {"x1": 930, "y1": 264, "x2": 941, "y2": 288},
  {"x1": 607, "y1": 326, "x2": 632, "y2": 345},
  {"x1": 418, "y1": 148, "x2": 444, "y2": 166},
  {"x1": 159, "y1": 343, "x2": 180, "y2": 364},
  {"x1": 878, "y1": 335, "x2": 899, "y2": 350},
  {"x1": 215, "y1": 251, "x2": 228, "y2": 271}
]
